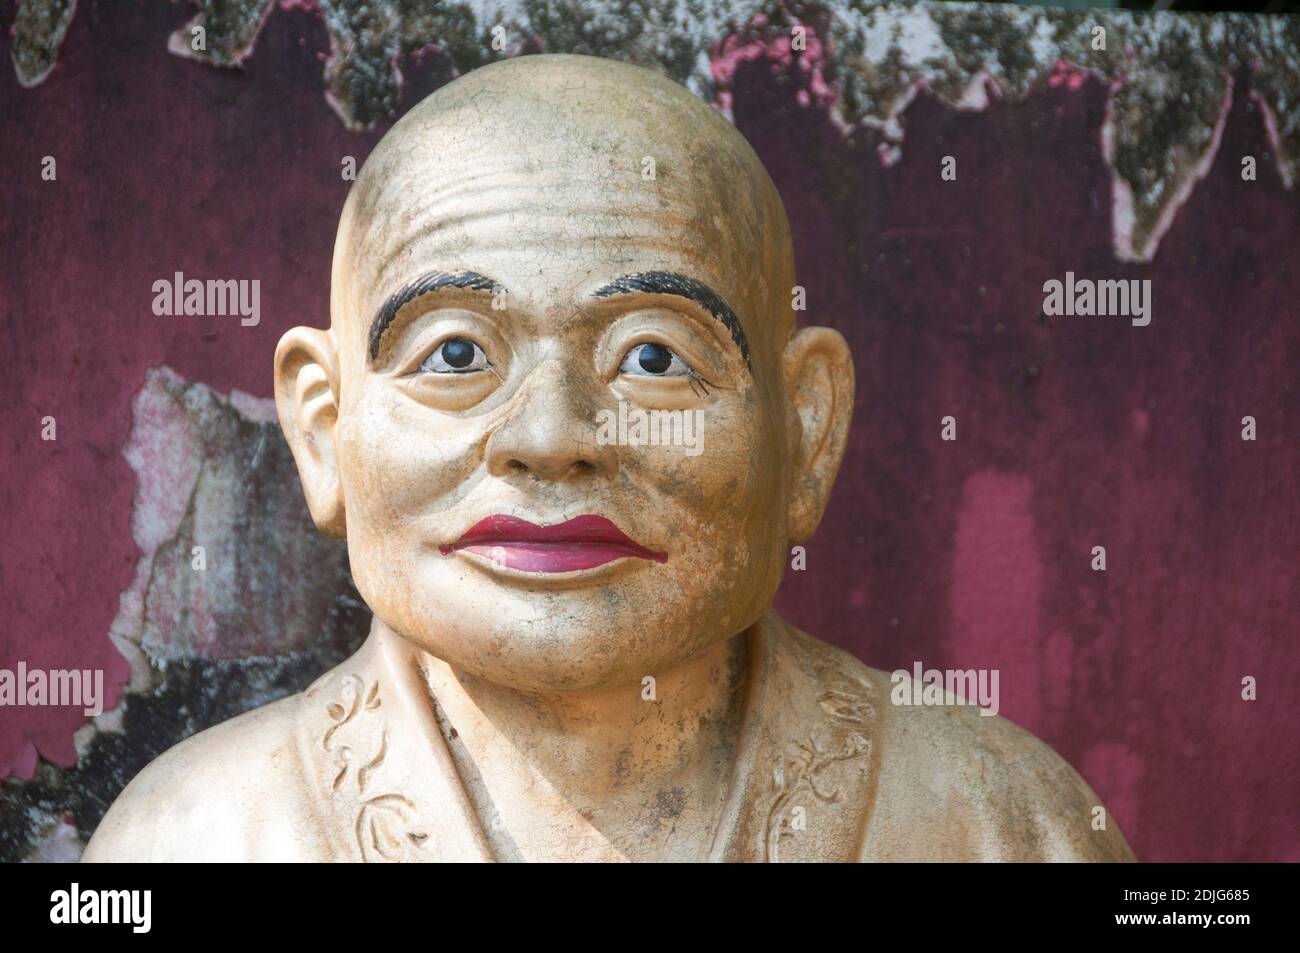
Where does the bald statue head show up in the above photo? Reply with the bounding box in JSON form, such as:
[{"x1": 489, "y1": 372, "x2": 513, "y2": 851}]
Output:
[{"x1": 275, "y1": 54, "x2": 854, "y2": 692}]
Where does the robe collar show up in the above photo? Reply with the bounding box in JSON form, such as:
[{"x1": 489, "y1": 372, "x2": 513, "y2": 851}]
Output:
[{"x1": 298, "y1": 611, "x2": 880, "y2": 862}]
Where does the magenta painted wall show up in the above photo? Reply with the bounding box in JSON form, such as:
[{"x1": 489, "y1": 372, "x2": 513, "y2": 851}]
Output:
[{"x1": 2, "y1": 2, "x2": 1296, "y2": 861}]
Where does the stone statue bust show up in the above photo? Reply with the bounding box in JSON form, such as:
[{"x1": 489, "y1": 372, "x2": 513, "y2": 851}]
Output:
[{"x1": 84, "y1": 54, "x2": 1133, "y2": 862}]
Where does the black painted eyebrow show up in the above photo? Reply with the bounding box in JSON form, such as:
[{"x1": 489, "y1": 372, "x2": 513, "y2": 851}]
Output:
[
  {"x1": 369, "y1": 270, "x2": 503, "y2": 361},
  {"x1": 591, "y1": 271, "x2": 750, "y2": 370}
]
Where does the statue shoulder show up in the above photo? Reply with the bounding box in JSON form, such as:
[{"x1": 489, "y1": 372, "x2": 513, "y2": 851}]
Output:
[
  {"x1": 772, "y1": 622, "x2": 1133, "y2": 861},
  {"x1": 82, "y1": 690, "x2": 326, "y2": 862},
  {"x1": 857, "y1": 663, "x2": 1135, "y2": 861}
]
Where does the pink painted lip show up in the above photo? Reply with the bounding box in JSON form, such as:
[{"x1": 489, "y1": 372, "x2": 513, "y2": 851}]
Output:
[{"x1": 439, "y1": 514, "x2": 668, "y2": 573}]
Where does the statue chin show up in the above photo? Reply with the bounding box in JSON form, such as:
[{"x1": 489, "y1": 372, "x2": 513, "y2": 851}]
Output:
[{"x1": 369, "y1": 601, "x2": 753, "y2": 695}]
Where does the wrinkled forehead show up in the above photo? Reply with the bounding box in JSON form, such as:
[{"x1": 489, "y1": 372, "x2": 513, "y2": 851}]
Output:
[{"x1": 330, "y1": 59, "x2": 794, "y2": 366}]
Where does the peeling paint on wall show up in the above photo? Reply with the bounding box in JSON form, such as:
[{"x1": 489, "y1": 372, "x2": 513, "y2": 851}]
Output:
[
  {"x1": 0, "y1": 368, "x2": 370, "y2": 861},
  {"x1": 112, "y1": 367, "x2": 353, "y2": 673},
  {"x1": 8, "y1": 1, "x2": 1299, "y2": 262}
]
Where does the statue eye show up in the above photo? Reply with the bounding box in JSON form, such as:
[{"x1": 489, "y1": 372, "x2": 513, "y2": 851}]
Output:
[
  {"x1": 619, "y1": 342, "x2": 689, "y2": 377},
  {"x1": 420, "y1": 337, "x2": 489, "y2": 374}
]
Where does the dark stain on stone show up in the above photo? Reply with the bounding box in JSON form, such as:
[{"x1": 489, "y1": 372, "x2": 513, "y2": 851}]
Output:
[{"x1": 655, "y1": 785, "x2": 686, "y2": 820}]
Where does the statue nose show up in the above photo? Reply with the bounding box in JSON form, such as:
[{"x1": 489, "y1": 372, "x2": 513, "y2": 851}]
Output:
[{"x1": 485, "y1": 362, "x2": 616, "y2": 482}]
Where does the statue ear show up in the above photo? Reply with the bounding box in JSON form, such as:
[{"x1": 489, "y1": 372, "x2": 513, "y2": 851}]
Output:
[
  {"x1": 782, "y1": 326, "x2": 855, "y2": 544},
  {"x1": 274, "y1": 326, "x2": 346, "y2": 537}
]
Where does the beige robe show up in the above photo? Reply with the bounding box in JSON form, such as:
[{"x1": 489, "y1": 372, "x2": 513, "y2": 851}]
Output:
[{"x1": 84, "y1": 613, "x2": 1135, "y2": 862}]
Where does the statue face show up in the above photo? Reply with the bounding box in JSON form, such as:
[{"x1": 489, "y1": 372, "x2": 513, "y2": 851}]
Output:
[{"x1": 276, "y1": 56, "x2": 853, "y2": 692}]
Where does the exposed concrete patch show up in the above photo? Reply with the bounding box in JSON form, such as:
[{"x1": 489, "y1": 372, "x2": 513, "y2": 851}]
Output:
[
  {"x1": 0, "y1": 367, "x2": 370, "y2": 862},
  {"x1": 19, "y1": 810, "x2": 81, "y2": 862},
  {"x1": 110, "y1": 366, "x2": 353, "y2": 675},
  {"x1": 8, "y1": 0, "x2": 76, "y2": 87},
  {"x1": 167, "y1": 0, "x2": 280, "y2": 69}
]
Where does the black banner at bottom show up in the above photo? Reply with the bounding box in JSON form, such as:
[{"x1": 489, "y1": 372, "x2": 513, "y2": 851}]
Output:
[{"x1": 1, "y1": 861, "x2": 1289, "y2": 940}]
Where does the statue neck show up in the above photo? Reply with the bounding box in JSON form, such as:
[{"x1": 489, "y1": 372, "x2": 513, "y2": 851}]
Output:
[{"x1": 383, "y1": 618, "x2": 753, "y2": 860}]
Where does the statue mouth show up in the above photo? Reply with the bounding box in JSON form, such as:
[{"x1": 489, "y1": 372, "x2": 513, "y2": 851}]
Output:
[{"x1": 439, "y1": 514, "x2": 667, "y2": 573}]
